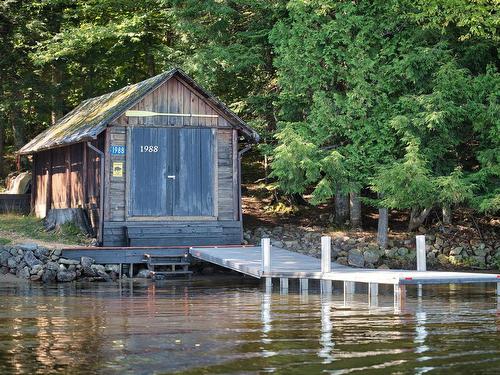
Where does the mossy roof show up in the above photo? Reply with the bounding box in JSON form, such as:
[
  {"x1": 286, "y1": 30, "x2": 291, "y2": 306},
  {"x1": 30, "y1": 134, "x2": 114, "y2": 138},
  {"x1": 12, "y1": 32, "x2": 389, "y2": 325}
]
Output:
[{"x1": 19, "y1": 68, "x2": 258, "y2": 155}]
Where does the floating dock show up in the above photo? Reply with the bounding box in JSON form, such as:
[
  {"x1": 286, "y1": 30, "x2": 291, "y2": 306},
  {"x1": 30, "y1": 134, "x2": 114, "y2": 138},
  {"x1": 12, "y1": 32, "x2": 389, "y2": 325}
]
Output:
[{"x1": 190, "y1": 245, "x2": 500, "y2": 285}]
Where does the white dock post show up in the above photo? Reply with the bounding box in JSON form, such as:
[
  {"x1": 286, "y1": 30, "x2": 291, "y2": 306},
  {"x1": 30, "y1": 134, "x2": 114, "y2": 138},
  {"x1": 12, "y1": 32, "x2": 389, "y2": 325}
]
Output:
[
  {"x1": 321, "y1": 236, "x2": 333, "y2": 294},
  {"x1": 497, "y1": 282, "x2": 500, "y2": 296},
  {"x1": 321, "y1": 236, "x2": 332, "y2": 273},
  {"x1": 343, "y1": 281, "x2": 354, "y2": 306},
  {"x1": 261, "y1": 238, "x2": 272, "y2": 291},
  {"x1": 416, "y1": 235, "x2": 426, "y2": 297},
  {"x1": 368, "y1": 282, "x2": 379, "y2": 306},
  {"x1": 300, "y1": 279, "x2": 309, "y2": 293},
  {"x1": 321, "y1": 280, "x2": 332, "y2": 294},
  {"x1": 344, "y1": 281, "x2": 355, "y2": 294},
  {"x1": 280, "y1": 278, "x2": 289, "y2": 293},
  {"x1": 394, "y1": 284, "x2": 406, "y2": 311}
]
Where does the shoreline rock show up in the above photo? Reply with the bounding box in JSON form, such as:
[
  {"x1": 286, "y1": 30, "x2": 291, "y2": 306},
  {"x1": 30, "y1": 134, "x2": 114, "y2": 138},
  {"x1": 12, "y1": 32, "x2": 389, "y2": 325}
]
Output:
[
  {"x1": 0, "y1": 243, "x2": 119, "y2": 283},
  {"x1": 243, "y1": 225, "x2": 500, "y2": 271}
]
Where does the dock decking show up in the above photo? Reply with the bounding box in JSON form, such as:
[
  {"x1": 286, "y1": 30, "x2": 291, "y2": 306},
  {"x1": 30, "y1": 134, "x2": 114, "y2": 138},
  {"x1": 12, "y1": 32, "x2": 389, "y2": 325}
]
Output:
[{"x1": 190, "y1": 245, "x2": 500, "y2": 286}]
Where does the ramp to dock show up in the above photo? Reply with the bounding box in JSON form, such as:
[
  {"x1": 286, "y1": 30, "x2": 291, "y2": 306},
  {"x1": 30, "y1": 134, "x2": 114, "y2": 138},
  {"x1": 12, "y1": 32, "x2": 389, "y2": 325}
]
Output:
[{"x1": 190, "y1": 246, "x2": 500, "y2": 286}]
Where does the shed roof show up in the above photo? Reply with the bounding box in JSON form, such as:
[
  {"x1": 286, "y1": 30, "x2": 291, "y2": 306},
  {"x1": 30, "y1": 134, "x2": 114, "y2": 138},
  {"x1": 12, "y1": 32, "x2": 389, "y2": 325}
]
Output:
[{"x1": 19, "y1": 68, "x2": 259, "y2": 155}]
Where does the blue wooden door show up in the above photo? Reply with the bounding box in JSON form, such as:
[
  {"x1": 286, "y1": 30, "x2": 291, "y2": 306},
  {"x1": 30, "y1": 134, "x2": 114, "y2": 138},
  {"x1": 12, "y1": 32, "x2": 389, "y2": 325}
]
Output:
[
  {"x1": 129, "y1": 127, "x2": 169, "y2": 216},
  {"x1": 173, "y1": 128, "x2": 215, "y2": 216},
  {"x1": 129, "y1": 127, "x2": 214, "y2": 217}
]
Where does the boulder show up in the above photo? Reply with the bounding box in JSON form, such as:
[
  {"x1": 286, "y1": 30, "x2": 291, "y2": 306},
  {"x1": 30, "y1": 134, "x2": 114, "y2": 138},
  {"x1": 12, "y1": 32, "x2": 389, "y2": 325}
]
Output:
[
  {"x1": 42, "y1": 269, "x2": 57, "y2": 283},
  {"x1": 348, "y1": 249, "x2": 365, "y2": 268},
  {"x1": 46, "y1": 261, "x2": 60, "y2": 272},
  {"x1": 81, "y1": 256, "x2": 96, "y2": 276},
  {"x1": 34, "y1": 247, "x2": 50, "y2": 261},
  {"x1": 58, "y1": 258, "x2": 80, "y2": 265},
  {"x1": 385, "y1": 248, "x2": 398, "y2": 258},
  {"x1": 7, "y1": 257, "x2": 18, "y2": 269},
  {"x1": 30, "y1": 264, "x2": 43, "y2": 275},
  {"x1": 91, "y1": 264, "x2": 110, "y2": 280},
  {"x1": 377, "y1": 264, "x2": 390, "y2": 270},
  {"x1": 8, "y1": 247, "x2": 19, "y2": 256},
  {"x1": 17, "y1": 243, "x2": 37, "y2": 252},
  {"x1": 24, "y1": 250, "x2": 42, "y2": 268},
  {"x1": 473, "y1": 246, "x2": 488, "y2": 257},
  {"x1": 397, "y1": 247, "x2": 409, "y2": 257},
  {"x1": 18, "y1": 266, "x2": 31, "y2": 279},
  {"x1": 450, "y1": 247, "x2": 463, "y2": 256},
  {"x1": 1, "y1": 266, "x2": 9, "y2": 275},
  {"x1": 105, "y1": 264, "x2": 120, "y2": 273},
  {"x1": 0, "y1": 250, "x2": 10, "y2": 266},
  {"x1": 363, "y1": 249, "x2": 380, "y2": 264},
  {"x1": 57, "y1": 270, "x2": 77, "y2": 282},
  {"x1": 30, "y1": 273, "x2": 42, "y2": 281}
]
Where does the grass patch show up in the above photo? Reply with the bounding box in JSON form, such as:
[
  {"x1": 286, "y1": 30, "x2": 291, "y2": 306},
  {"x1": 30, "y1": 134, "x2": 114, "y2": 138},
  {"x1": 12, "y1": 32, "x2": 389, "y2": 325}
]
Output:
[
  {"x1": 0, "y1": 237, "x2": 12, "y2": 245},
  {"x1": 0, "y1": 214, "x2": 87, "y2": 245}
]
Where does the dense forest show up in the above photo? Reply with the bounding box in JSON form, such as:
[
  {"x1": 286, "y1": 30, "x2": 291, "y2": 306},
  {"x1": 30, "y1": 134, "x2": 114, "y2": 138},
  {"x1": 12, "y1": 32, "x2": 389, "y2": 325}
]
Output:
[{"x1": 1, "y1": 0, "x2": 498, "y2": 240}]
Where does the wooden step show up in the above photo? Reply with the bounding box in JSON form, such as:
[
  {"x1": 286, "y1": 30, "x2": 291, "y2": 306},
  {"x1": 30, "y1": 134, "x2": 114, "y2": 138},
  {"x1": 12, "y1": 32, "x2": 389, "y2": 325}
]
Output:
[
  {"x1": 144, "y1": 262, "x2": 190, "y2": 266},
  {"x1": 151, "y1": 271, "x2": 193, "y2": 275}
]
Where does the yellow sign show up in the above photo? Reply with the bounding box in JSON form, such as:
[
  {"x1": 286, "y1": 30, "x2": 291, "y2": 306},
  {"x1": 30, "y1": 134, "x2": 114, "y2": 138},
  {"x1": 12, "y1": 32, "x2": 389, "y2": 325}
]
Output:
[{"x1": 112, "y1": 162, "x2": 123, "y2": 177}]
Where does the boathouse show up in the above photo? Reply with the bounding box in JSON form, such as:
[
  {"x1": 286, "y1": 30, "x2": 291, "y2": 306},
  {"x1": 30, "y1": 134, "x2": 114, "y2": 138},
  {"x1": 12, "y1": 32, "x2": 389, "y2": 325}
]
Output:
[{"x1": 18, "y1": 68, "x2": 259, "y2": 247}]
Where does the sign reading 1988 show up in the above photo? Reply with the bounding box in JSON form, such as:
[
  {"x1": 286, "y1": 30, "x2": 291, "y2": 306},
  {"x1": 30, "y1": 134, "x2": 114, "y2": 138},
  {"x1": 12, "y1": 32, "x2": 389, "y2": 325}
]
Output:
[{"x1": 110, "y1": 145, "x2": 126, "y2": 155}]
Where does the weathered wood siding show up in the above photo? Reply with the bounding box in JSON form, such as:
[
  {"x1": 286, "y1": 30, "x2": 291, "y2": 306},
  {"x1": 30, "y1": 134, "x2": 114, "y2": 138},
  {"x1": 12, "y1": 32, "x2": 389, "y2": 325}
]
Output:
[
  {"x1": 102, "y1": 220, "x2": 242, "y2": 247},
  {"x1": 218, "y1": 129, "x2": 235, "y2": 220},
  {"x1": 114, "y1": 76, "x2": 231, "y2": 128},
  {"x1": 32, "y1": 134, "x2": 104, "y2": 234}
]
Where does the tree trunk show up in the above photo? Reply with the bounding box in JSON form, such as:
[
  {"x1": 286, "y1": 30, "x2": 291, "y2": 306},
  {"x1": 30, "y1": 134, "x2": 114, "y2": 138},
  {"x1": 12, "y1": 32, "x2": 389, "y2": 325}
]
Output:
[
  {"x1": 10, "y1": 102, "x2": 24, "y2": 149},
  {"x1": 408, "y1": 207, "x2": 432, "y2": 231},
  {"x1": 442, "y1": 205, "x2": 451, "y2": 225},
  {"x1": 51, "y1": 64, "x2": 64, "y2": 125},
  {"x1": 44, "y1": 208, "x2": 92, "y2": 235},
  {"x1": 335, "y1": 188, "x2": 349, "y2": 226},
  {"x1": 377, "y1": 207, "x2": 388, "y2": 249},
  {"x1": 0, "y1": 119, "x2": 4, "y2": 178},
  {"x1": 349, "y1": 191, "x2": 362, "y2": 230}
]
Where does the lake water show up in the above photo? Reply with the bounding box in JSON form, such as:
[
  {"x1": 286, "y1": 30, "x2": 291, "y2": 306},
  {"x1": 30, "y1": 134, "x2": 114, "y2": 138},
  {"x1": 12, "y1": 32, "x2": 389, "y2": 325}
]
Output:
[{"x1": 0, "y1": 277, "x2": 499, "y2": 374}]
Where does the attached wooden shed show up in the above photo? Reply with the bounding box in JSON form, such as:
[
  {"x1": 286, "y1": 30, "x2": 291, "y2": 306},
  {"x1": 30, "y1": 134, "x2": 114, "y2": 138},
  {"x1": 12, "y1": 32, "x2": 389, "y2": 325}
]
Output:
[{"x1": 18, "y1": 68, "x2": 259, "y2": 247}]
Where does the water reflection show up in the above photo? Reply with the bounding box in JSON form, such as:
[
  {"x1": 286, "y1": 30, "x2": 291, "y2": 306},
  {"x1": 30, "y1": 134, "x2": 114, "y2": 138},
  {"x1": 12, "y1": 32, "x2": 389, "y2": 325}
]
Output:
[
  {"x1": 319, "y1": 295, "x2": 334, "y2": 364},
  {"x1": 0, "y1": 279, "x2": 499, "y2": 374}
]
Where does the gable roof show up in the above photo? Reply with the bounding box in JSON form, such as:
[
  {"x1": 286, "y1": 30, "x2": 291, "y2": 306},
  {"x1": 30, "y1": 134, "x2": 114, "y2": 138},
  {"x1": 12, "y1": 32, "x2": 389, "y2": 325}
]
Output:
[{"x1": 18, "y1": 68, "x2": 259, "y2": 155}]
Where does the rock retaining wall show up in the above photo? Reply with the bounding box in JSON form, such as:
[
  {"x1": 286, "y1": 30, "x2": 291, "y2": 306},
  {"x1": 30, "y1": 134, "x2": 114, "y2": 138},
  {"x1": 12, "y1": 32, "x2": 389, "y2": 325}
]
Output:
[
  {"x1": 0, "y1": 243, "x2": 119, "y2": 282},
  {"x1": 244, "y1": 225, "x2": 500, "y2": 271}
]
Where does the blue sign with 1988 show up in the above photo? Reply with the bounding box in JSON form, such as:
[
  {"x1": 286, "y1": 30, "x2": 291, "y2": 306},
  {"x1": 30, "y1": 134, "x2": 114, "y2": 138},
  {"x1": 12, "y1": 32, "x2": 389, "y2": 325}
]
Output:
[{"x1": 110, "y1": 145, "x2": 126, "y2": 155}]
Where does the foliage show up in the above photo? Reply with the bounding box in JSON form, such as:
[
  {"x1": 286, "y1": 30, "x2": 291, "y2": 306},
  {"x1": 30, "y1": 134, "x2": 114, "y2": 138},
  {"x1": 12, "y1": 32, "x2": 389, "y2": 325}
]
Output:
[
  {"x1": 270, "y1": 0, "x2": 499, "y2": 220},
  {"x1": 0, "y1": 0, "x2": 498, "y2": 228}
]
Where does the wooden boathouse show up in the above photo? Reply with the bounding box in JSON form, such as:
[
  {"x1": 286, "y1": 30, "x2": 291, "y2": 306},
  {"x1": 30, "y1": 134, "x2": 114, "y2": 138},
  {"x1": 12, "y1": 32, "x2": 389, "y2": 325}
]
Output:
[{"x1": 18, "y1": 68, "x2": 259, "y2": 247}]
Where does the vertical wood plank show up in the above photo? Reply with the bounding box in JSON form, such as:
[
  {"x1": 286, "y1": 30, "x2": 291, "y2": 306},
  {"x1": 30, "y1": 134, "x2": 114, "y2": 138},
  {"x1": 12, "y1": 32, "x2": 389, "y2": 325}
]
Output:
[
  {"x1": 103, "y1": 128, "x2": 111, "y2": 221},
  {"x1": 65, "y1": 146, "x2": 71, "y2": 207},
  {"x1": 82, "y1": 142, "x2": 88, "y2": 208},
  {"x1": 45, "y1": 150, "x2": 52, "y2": 217},
  {"x1": 232, "y1": 129, "x2": 238, "y2": 221}
]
